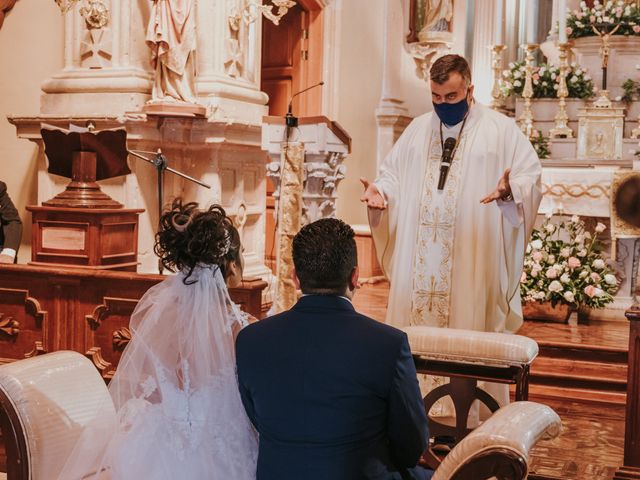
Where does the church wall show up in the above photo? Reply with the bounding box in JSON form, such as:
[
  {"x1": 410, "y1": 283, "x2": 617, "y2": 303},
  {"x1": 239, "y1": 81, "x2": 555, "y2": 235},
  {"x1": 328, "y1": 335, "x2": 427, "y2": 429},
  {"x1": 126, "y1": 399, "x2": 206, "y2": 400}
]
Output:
[
  {"x1": 0, "y1": 2, "x2": 64, "y2": 262},
  {"x1": 332, "y1": 0, "x2": 385, "y2": 226},
  {"x1": 333, "y1": 0, "x2": 467, "y2": 226}
]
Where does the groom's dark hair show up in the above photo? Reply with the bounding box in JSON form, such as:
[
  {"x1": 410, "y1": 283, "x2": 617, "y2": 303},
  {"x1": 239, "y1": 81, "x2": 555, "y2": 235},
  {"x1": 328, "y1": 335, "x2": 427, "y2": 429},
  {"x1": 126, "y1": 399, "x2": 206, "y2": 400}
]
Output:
[{"x1": 292, "y1": 218, "x2": 357, "y2": 295}]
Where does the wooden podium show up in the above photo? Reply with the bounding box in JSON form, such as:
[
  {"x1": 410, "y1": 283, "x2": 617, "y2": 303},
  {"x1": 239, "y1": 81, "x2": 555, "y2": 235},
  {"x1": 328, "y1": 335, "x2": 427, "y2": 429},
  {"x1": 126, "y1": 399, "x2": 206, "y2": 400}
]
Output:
[{"x1": 27, "y1": 128, "x2": 143, "y2": 271}]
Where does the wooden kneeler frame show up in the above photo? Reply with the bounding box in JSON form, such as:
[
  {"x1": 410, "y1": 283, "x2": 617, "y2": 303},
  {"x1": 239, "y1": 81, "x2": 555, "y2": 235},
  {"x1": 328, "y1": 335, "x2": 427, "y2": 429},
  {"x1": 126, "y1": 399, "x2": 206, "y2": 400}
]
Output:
[{"x1": 414, "y1": 356, "x2": 531, "y2": 470}]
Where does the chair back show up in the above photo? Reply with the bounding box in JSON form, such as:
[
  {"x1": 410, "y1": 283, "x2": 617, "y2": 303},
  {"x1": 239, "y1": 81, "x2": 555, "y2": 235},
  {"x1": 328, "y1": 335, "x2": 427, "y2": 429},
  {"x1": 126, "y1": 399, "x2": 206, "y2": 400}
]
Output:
[
  {"x1": 432, "y1": 401, "x2": 561, "y2": 480},
  {"x1": 0, "y1": 351, "x2": 115, "y2": 480}
]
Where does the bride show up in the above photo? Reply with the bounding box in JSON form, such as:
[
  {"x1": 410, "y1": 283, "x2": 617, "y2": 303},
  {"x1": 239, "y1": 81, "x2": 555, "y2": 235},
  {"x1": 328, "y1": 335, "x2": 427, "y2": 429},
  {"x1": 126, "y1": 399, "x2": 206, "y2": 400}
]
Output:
[{"x1": 61, "y1": 200, "x2": 258, "y2": 479}]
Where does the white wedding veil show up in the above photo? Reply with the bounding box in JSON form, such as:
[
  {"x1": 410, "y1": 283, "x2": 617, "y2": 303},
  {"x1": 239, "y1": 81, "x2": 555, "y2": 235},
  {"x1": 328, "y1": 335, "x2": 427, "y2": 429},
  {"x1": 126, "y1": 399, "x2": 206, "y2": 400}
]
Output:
[{"x1": 60, "y1": 265, "x2": 258, "y2": 479}]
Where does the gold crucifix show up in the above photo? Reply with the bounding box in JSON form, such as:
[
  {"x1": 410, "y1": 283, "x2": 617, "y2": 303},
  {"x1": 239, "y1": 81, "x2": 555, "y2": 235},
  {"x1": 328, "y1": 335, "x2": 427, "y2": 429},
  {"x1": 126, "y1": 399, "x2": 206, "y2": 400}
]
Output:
[
  {"x1": 422, "y1": 207, "x2": 452, "y2": 243},
  {"x1": 419, "y1": 276, "x2": 448, "y2": 312}
]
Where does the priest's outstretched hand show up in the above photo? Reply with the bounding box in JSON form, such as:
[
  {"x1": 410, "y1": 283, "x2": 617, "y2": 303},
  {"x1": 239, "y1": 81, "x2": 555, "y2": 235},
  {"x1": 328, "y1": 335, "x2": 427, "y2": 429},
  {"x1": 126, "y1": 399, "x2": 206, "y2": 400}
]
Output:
[
  {"x1": 360, "y1": 177, "x2": 387, "y2": 210},
  {"x1": 480, "y1": 168, "x2": 512, "y2": 204}
]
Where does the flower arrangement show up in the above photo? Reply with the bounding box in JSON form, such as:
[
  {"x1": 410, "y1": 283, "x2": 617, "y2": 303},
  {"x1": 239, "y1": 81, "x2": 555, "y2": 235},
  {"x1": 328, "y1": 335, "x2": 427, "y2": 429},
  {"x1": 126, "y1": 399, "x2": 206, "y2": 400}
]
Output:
[
  {"x1": 501, "y1": 62, "x2": 595, "y2": 99},
  {"x1": 530, "y1": 129, "x2": 550, "y2": 159},
  {"x1": 566, "y1": 1, "x2": 640, "y2": 39},
  {"x1": 520, "y1": 215, "x2": 619, "y2": 309},
  {"x1": 621, "y1": 78, "x2": 640, "y2": 102}
]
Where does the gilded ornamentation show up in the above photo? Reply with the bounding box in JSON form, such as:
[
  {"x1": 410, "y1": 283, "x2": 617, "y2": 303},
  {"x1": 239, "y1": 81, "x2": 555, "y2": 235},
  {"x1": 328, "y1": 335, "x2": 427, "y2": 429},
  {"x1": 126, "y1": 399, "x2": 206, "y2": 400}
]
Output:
[
  {"x1": 518, "y1": 44, "x2": 538, "y2": 138},
  {"x1": 542, "y1": 183, "x2": 609, "y2": 199},
  {"x1": 411, "y1": 129, "x2": 466, "y2": 328},
  {"x1": 79, "y1": 0, "x2": 109, "y2": 29},
  {"x1": 0, "y1": 314, "x2": 19, "y2": 337},
  {"x1": 274, "y1": 143, "x2": 305, "y2": 313},
  {"x1": 112, "y1": 327, "x2": 131, "y2": 352}
]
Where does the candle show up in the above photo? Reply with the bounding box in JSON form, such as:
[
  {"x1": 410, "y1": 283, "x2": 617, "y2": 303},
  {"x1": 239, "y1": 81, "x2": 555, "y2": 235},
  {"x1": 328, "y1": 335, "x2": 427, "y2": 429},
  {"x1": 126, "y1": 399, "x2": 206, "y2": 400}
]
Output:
[
  {"x1": 494, "y1": 0, "x2": 503, "y2": 45},
  {"x1": 526, "y1": 1, "x2": 536, "y2": 44},
  {"x1": 559, "y1": 0, "x2": 567, "y2": 43}
]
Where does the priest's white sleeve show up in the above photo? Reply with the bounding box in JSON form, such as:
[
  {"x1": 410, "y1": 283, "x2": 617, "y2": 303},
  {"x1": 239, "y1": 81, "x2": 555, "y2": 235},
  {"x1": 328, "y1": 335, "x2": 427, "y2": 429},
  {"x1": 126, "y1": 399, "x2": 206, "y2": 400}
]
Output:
[{"x1": 503, "y1": 123, "x2": 542, "y2": 240}]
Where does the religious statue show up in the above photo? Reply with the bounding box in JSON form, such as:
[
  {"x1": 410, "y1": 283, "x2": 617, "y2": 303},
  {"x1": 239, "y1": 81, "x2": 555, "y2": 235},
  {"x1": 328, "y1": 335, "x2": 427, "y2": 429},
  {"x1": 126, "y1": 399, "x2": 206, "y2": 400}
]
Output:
[
  {"x1": 146, "y1": 0, "x2": 197, "y2": 105},
  {"x1": 419, "y1": 0, "x2": 453, "y2": 35}
]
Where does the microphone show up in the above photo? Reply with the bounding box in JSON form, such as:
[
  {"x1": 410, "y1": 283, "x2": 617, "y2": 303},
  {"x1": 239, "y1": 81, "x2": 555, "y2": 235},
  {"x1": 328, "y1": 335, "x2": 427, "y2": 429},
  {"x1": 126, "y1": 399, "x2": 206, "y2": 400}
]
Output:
[
  {"x1": 437, "y1": 137, "x2": 457, "y2": 190},
  {"x1": 285, "y1": 81, "x2": 325, "y2": 128}
]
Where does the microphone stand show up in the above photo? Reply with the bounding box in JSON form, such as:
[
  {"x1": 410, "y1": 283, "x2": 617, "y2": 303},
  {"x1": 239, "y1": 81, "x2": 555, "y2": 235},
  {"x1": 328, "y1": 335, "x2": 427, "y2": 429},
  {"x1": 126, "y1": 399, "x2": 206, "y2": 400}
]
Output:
[{"x1": 128, "y1": 149, "x2": 211, "y2": 274}]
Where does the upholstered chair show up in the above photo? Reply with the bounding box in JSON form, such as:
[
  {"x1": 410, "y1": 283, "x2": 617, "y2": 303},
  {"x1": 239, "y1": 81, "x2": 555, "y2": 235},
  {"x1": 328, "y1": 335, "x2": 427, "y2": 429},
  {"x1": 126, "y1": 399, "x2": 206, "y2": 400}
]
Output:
[{"x1": 0, "y1": 351, "x2": 114, "y2": 479}]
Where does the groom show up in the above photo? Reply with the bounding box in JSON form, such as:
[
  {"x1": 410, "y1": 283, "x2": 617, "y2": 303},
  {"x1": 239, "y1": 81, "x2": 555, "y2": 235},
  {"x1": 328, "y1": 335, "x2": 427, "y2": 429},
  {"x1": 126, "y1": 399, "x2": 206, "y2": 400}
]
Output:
[{"x1": 236, "y1": 218, "x2": 432, "y2": 480}]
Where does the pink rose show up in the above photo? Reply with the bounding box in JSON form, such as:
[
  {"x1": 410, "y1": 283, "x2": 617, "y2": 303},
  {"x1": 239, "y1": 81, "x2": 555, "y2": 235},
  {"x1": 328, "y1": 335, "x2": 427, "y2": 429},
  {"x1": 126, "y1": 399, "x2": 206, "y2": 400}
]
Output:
[
  {"x1": 576, "y1": 12, "x2": 584, "y2": 19},
  {"x1": 590, "y1": 15, "x2": 596, "y2": 22},
  {"x1": 634, "y1": 25, "x2": 640, "y2": 33},
  {"x1": 616, "y1": 7, "x2": 623, "y2": 18},
  {"x1": 568, "y1": 257, "x2": 581, "y2": 268},
  {"x1": 566, "y1": 27, "x2": 573, "y2": 35},
  {"x1": 584, "y1": 285, "x2": 597, "y2": 298},
  {"x1": 521, "y1": 272, "x2": 527, "y2": 283},
  {"x1": 533, "y1": 73, "x2": 540, "y2": 80},
  {"x1": 590, "y1": 272, "x2": 602, "y2": 282},
  {"x1": 546, "y1": 268, "x2": 558, "y2": 279},
  {"x1": 532, "y1": 251, "x2": 544, "y2": 262}
]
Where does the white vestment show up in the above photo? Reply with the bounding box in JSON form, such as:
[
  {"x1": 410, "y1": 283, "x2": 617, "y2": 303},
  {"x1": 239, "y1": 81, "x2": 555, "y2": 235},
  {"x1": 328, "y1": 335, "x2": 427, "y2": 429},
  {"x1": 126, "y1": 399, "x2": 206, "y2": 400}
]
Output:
[{"x1": 370, "y1": 104, "x2": 542, "y2": 333}]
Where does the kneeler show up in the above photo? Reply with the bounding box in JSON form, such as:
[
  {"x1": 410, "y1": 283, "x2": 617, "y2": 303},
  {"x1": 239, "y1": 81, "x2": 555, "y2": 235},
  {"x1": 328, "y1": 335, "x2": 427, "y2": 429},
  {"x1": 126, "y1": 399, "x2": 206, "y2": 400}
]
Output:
[{"x1": 402, "y1": 326, "x2": 538, "y2": 469}]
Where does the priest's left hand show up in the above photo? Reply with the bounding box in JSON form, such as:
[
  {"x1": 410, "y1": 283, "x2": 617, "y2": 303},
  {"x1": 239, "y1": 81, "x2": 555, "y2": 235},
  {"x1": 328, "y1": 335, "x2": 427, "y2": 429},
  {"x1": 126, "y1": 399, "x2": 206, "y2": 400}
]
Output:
[{"x1": 480, "y1": 168, "x2": 512, "y2": 204}]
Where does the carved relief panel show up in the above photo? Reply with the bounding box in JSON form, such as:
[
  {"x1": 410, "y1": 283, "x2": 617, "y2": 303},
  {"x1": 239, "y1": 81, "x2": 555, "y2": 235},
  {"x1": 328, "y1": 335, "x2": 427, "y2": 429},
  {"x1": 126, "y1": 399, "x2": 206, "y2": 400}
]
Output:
[
  {"x1": 85, "y1": 296, "x2": 139, "y2": 379},
  {"x1": 0, "y1": 288, "x2": 48, "y2": 363}
]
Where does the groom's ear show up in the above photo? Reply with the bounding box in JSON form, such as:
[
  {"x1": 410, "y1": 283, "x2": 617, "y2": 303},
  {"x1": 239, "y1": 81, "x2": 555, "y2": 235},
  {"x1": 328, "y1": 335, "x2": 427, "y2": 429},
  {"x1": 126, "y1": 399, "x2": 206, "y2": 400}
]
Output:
[
  {"x1": 293, "y1": 268, "x2": 301, "y2": 290},
  {"x1": 348, "y1": 266, "x2": 359, "y2": 291}
]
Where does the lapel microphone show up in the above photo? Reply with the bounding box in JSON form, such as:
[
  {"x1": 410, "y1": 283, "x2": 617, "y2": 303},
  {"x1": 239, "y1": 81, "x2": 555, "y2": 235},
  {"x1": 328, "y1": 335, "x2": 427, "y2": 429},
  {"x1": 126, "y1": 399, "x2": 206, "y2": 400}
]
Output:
[{"x1": 437, "y1": 137, "x2": 457, "y2": 190}]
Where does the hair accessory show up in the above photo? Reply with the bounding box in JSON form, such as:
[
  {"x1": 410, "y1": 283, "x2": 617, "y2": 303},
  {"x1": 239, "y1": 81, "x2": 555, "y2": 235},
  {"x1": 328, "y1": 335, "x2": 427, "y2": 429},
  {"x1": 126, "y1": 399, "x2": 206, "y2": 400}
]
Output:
[
  {"x1": 220, "y1": 235, "x2": 231, "y2": 256},
  {"x1": 171, "y1": 212, "x2": 193, "y2": 233}
]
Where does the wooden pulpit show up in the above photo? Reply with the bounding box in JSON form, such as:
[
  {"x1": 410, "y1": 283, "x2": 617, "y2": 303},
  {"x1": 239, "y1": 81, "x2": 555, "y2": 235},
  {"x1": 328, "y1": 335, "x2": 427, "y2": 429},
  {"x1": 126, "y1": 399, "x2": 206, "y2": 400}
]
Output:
[{"x1": 27, "y1": 128, "x2": 143, "y2": 271}]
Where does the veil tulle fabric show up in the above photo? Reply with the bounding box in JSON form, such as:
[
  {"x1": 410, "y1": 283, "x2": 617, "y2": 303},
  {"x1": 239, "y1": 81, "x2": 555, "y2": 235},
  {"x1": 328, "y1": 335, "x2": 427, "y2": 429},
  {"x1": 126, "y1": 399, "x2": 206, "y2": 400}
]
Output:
[{"x1": 60, "y1": 265, "x2": 258, "y2": 479}]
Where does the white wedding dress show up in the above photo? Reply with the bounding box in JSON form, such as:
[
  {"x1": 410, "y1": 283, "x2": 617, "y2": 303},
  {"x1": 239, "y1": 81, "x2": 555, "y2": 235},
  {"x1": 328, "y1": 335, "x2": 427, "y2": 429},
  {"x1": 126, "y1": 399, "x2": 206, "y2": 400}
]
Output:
[{"x1": 60, "y1": 265, "x2": 258, "y2": 479}]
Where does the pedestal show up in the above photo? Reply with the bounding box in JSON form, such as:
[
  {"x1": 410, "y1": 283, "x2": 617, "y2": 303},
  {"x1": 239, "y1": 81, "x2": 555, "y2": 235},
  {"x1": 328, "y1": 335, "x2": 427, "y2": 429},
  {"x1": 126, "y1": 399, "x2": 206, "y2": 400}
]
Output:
[
  {"x1": 577, "y1": 105, "x2": 625, "y2": 161},
  {"x1": 26, "y1": 206, "x2": 143, "y2": 271}
]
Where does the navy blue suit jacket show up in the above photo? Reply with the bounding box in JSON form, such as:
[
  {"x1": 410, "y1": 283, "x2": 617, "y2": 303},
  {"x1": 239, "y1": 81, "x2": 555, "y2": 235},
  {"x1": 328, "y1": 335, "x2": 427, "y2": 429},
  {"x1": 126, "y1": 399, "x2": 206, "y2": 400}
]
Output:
[{"x1": 236, "y1": 295, "x2": 431, "y2": 480}]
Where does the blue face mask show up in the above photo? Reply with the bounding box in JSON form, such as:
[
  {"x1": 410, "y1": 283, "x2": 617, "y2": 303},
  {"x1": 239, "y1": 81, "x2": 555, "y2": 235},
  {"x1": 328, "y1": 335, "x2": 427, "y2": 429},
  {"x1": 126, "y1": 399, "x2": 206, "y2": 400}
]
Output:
[{"x1": 433, "y1": 95, "x2": 469, "y2": 126}]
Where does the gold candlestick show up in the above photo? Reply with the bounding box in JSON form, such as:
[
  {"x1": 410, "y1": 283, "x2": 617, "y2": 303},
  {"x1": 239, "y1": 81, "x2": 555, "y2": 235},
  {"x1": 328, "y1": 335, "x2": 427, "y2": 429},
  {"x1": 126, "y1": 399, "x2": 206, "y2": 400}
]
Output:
[
  {"x1": 549, "y1": 42, "x2": 574, "y2": 138},
  {"x1": 518, "y1": 44, "x2": 538, "y2": 138},
  {"x1": 490, "y1": 44, "x2": 506, "y2": 110}
]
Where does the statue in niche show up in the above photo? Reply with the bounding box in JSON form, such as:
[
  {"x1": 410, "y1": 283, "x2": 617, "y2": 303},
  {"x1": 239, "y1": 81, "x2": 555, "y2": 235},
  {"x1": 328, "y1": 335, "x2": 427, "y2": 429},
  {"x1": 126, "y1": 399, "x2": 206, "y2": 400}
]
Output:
[
  {"x1": 420, "y1": 0, "x2": 453, "y2": 35},
  {"x1": 146, "y1": 0, "x2": 199, "y2": 107}
]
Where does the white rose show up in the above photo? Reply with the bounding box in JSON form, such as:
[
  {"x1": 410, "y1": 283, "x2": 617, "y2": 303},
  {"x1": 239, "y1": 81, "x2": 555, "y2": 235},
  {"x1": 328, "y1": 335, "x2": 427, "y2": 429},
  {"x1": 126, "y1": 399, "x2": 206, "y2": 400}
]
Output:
[
  {"x1": 584, "y1": 231, "x2": 592, "y2": 239},
  {"x1": 545, "y1": 224, "x2": 555, "y2": 234},
  {"x1": 592, "y1": 259, "x2": 605, "y2": 269},
  {"x1": 514, "y1": 80, "x2": 522, "y2": 87},
  {"x1": 571, "y1": 215, "x2": 580, "y2": 223},
  {"x1": 536, "y1": 291, "x2": 546, "y2": 300},
  {"x1": 595, "y1": 287, "x2": 605, "y2": 297},
  {"x1": 604, "y1": 274, "x2": 617, "y2": 285},
  {"x1": 531, "y1": 239, "x2": 543, "y2": 250},
  {"x1": 548, "y1": 255, "x2": 556, "y2": 264},
  {"x1": 560, "y1": 247, "x2": 571, "y2": 258},
  {"x1": 546, "y1": 268, "x2": 558, "y2": 279},
  {"x1": 580, "y1": 270, "x2": 589, "y2": 278},
  {"x1": 560, "y1": 273, "x2": 571, "y2": 283},
  {"x1": 564, "y1": 291, "x2": 575, "y2": 303},
  {"x1": 549, "y1": 280, "x2": 563, "y2": 292},
  {"x1": 595, "y1": 222, "x2": 606, "y2": 233},
  {"x1": 575, "y1": 234, "x2": 584, "y2": 244},
  {"x1": 577, "y1": 249, "x2": 587, "y2": 257}
]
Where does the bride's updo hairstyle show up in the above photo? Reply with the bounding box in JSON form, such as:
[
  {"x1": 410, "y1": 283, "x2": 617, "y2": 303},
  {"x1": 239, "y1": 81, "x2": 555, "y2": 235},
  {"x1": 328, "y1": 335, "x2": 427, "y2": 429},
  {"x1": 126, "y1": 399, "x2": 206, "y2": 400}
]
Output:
[{"x1": 154, "y1": 198, "x2": 241, "y2": 284}]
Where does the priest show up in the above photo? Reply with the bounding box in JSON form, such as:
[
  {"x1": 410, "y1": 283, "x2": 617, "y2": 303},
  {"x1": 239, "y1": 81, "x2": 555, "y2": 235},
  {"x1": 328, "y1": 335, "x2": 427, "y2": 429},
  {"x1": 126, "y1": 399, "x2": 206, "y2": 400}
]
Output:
[{"x1": 361, "y1": 54, "x2": 542, "y2": 410}]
